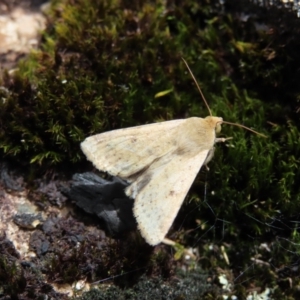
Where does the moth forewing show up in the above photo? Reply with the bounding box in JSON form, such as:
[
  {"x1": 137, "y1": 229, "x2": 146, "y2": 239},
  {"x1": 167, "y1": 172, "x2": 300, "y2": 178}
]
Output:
[
  {"x1": 80, "y1": 119, "x2": 187, "y2": 180},
  {"x1": 130, "y1": 148, "x2": 211, "y2": 245}
]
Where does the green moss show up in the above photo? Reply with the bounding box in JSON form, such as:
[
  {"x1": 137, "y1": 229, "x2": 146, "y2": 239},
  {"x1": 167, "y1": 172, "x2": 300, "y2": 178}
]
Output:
[{"x1": 0, "y1": 255, "x2": 26, "y2": 298}]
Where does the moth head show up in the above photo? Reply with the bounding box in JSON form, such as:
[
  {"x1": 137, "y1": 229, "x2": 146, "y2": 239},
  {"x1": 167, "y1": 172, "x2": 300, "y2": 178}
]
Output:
[{"x1": 205, "y1": 116, "x2": 223, "y2": 133}]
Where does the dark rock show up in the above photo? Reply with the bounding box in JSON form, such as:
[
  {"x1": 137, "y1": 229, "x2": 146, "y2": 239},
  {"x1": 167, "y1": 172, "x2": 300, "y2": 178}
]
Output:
[{"x1": 63, "y1": 172, "x2": 137, "y2": 237}]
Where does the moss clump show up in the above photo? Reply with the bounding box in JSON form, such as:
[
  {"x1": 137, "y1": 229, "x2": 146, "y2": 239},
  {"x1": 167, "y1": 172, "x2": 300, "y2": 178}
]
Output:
[
  {"x1": 75, "y1": 270, "x2": 215, "y2": 300},
  {"x1": 0, "y1": 0, "x2": 269, "y2": 167},
  {"x1": 0, "y1": 256, "x2": 26, "y2": 298}
]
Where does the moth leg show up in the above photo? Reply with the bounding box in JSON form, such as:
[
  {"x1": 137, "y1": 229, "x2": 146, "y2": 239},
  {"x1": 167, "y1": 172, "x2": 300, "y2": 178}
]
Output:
[
  {"x1": 162, "y1": 238, "x2": 176, "y2": 245},
  {"x1": 162, "y1": 238, "x2": 197, "y2": 259},
  {"x1": 204, "y1": 147, "x2": 215, "y2": 170},
  {"x1": 204, "y1": 137, "x2": 233, "y2": 170},
  {"x1": 215, "y1": 137, "x2": 233, "y2": 143}
]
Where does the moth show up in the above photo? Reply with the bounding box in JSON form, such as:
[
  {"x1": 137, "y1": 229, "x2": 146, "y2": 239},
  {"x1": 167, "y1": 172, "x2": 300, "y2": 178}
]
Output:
[{"x1": 81, "y1": 58, "x2": 265, "y2": 246}]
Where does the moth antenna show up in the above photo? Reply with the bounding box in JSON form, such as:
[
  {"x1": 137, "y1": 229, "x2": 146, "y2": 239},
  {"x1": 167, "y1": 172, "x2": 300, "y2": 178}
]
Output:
[
  {"x1": 181, "y1": 58, "x2": 266, "y2": 138},
  {"x1": 222, "y1": 121, "x2": 267, "y2": 138},
  {"x1": 181, "y1": 57, "x2": 212, "y2": 117}
]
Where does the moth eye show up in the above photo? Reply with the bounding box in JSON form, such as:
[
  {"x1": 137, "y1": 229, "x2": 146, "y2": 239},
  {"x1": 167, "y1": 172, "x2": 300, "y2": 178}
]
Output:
[{"x1": 216, "y1": 123, "x2": 222, "y2": 133}]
